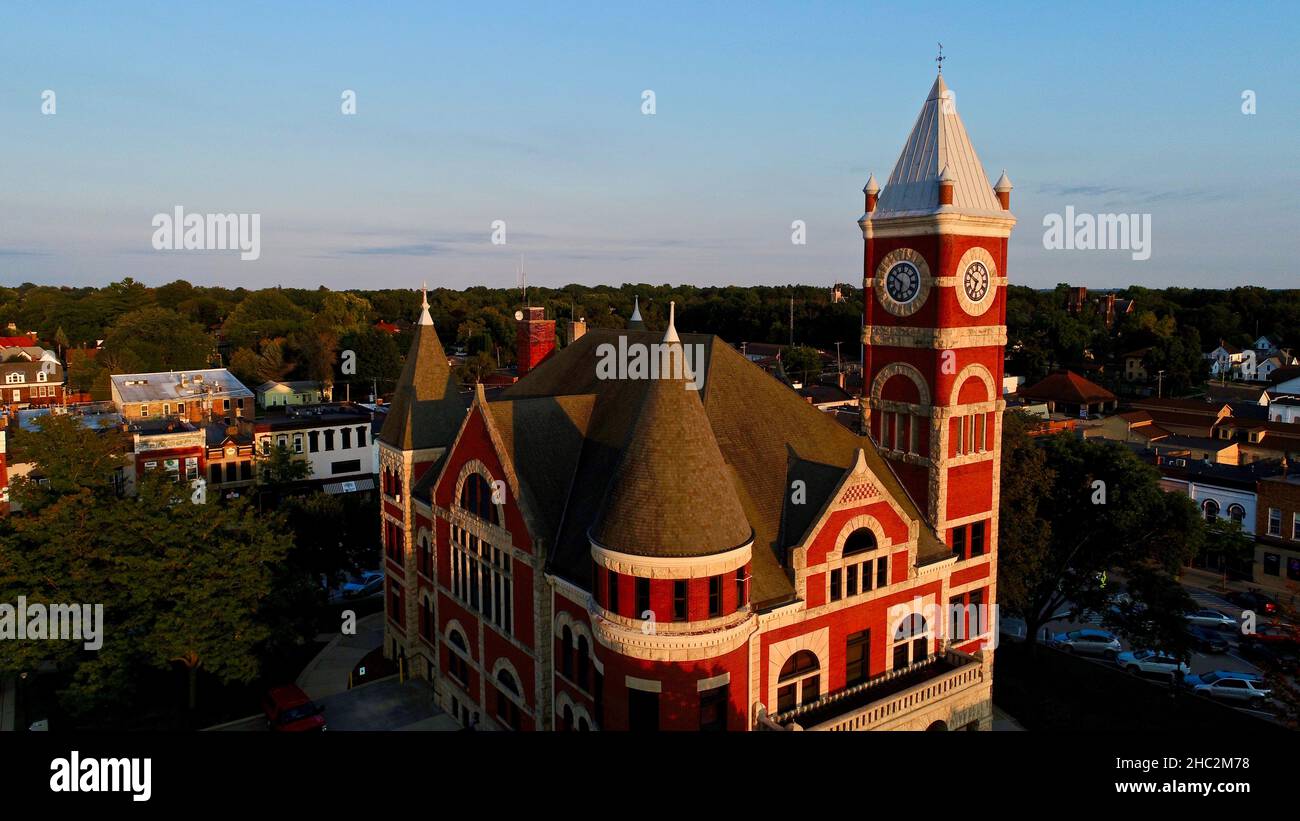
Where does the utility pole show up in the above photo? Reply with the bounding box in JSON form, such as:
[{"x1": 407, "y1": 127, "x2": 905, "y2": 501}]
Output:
[
  {"x1": 789, "y1": 295, "x2": 794, "y2": 347},
  {"x1": 1157, "y1": 369, "x2": 1166, "y2": 399},
  {"x1": 834, "y1": 341, "x2": 843, "y2": 373}
]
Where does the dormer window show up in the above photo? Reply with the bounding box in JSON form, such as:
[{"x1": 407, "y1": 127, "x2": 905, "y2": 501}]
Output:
[{"x1": 36, "y1": 370, "x2": 47, "y2": 382}]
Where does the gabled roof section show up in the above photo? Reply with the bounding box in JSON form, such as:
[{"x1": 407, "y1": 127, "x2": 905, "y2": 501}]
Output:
[
  {"x1": 872, "y1": 74, "x2": 1003, "y2": 218},
  {"x1": 378, "y1": 291, "x2": 466, "y2": 451}
]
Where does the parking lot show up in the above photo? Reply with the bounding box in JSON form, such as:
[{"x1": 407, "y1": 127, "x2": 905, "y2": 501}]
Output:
[{"x1": 1003, "y1": 584, "x2": 1296, "y2": 722}]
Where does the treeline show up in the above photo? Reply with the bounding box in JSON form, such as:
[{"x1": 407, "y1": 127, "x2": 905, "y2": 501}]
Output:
[
  {"x1": 0, "y1": 280, "x2": 863, "y2": 399},
  {"x1": 1006, "y1": 284, "x2": 1300, "y2": 395},
  {"x1": 3, "y1": 279, "x2": 1297, "y2": 400}
]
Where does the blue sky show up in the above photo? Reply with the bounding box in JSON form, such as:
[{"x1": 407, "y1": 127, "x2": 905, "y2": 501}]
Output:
[{"x1": 1, "y1": 0, "x2": 1296, "y2": 291}]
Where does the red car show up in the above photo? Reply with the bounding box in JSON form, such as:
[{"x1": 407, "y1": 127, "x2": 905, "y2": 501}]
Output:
[{"x1": 262, "y1": 685, "x2": 327, "y2": 732}]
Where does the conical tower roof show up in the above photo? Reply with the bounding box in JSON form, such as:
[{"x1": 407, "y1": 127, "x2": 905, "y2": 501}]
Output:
[
  {"x1": 873, "y1": 74, "x2": 1001, "y2": 217},
  {"x1": 379, "y1": 287, "x2": 466, "y2": 451},
  {"x1": 589, "y1": 304, "x2": 752, "y2": 558}
]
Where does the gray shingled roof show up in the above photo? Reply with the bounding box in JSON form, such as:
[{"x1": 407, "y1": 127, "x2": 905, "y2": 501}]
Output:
[
  {"x1": 497, "y1": 328, "x2": 946, "y2": 608},
  {"x1": 378, "y1": 316, "x2": 466, "y2": 451},
  {"x1": 589, "y1": 341, "x2": 753, "y2": 558}
]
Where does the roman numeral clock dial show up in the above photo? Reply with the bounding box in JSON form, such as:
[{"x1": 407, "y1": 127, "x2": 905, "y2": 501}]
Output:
[
  {"x1": 885, "y1": 262, "x2": 920, "y2": 303},
  {"x1": 964, "y1": 261, "x2": 989, "y2": 302}
]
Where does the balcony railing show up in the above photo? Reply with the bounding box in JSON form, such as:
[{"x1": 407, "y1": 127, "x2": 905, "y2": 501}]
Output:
[{"x1": 764, "y1": 648, "x2": 984, "y2": 731}]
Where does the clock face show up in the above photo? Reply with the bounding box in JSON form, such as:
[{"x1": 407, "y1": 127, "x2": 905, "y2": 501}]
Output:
[
  {"x1": 885, "y1": 262, "x2": 921, "y2": 304},
  {"x1": 963, "y1": 261, "x2": 990, "y2": 303}
]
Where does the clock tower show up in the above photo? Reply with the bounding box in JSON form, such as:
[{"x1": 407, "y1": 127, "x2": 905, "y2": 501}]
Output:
[{"x1": 860, "y1": 72, "x2": 1015, "y2": 574}]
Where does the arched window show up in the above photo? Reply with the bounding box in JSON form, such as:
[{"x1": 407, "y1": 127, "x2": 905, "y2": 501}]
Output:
[
  {"x1": 459, "y1": 473, "x2": 499, "y2": 524},
  {"x1": 1227, "y1": 503, "x2": 1245, "y2": 524},
  {"x1": 560, "y1": 626, "x2": 574, "y2": 679},
  {"x1": 576, "y1": 635, "x2": 590, "y2": 690},
  {"x1": 892, "y1": 613, "x2": 931, "y2": 669},
  {"x1": 446, "y1": 630, "x2": 469, "y2": 686},
  {"x1": 776, "y1": 651, "x2": 821, "y2": 713},
  {"x1": 495, "y1": 669, "x2": 521, "y2": 730},
  {"x1": 417, "y1": 535, "x2": 432, "y2": 578},
  {"x1": 1202, "y1": 499, "x2": 1220, "y2": 522},
  {"x1": 842, "y1": 528, "x2": 878, "y2": 556},
  {"x1": 577, "y1": 716, "x2": 590, "y2": 732},
  {"x1": 561, "y1": 704, "x2": 574, "y2": 732}
]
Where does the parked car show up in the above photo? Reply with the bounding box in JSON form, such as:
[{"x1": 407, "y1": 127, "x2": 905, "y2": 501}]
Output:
[
  {"x1": 1226, "y1": 590, "x2": 1279, "y2": 616},
  {"x1": 1183, "y1": 670, "x2": 1272, "y2": 709},
  {"x1": 1049, "y1": 629, "x2": 1122, "y2": 659},
  {"x1": 1242, "y1": 622, "x2": 1300, "y2": 650},
  {"x1": 340, "y1": 570, "x2": 384, "y2": 600},
  {"x1": 1117, "y1": 649, "x2": 1192, "y2": 680},
  {"x1": 1185, "y1": 609, "x2": 1236, "y2": 629},
  {"x1": 262, "y1": 685, "x2": 327, "y2": 732},
  {"x1": 1184, "y1": 625, "x2": 1229, "y2": 654}
]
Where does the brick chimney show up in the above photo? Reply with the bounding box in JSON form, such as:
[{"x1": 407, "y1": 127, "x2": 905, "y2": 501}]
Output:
[
  {"x1": 567, "y1": 316, "x2": 587, "y2": 345},
  {"x1": 516, "y1": 306, "x2": 556, "y2": 378}
]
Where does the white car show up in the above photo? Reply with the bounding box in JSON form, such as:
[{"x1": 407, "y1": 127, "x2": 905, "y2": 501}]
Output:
[
  {"x1": 1185, "y1": 609, "x2": 1236, "y2": 629},
  {"x1": 1186, "y1": 671, "x2": 1272, "y2": 708},
  {"x1": 1116, "y1": 649, "x2": 1191, "y2": 680},
  {"x1": 1049, "y1": 629, "x2": 1122, "y2": 659}
]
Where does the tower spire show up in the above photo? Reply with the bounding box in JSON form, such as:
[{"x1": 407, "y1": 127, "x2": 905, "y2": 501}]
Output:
[
  {"x1": 935, "y1": 42, "x2": 945, "y2": 74},
  {"x1": 418, "y1": 281, "x2": 432, "y2": 326},
  {"x1": 663, "y1": 300, "x2": 680, "y2": 345}
]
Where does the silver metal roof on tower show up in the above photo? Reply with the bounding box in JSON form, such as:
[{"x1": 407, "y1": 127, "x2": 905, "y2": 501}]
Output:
[{"x1": 871, "y1": 74, "x2": 1002, "y2": 218}]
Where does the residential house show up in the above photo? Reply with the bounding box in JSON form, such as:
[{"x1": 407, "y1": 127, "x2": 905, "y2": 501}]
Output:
[
  {"x1": 256, "y1": 379, "x2": 332, "y2": 409},
  {"x1": 0, "y1": 347, "x2": 65, "y2": 410},
  {"x1": 1121, "y1": 348, "x2": 1152, "y2": 383}
]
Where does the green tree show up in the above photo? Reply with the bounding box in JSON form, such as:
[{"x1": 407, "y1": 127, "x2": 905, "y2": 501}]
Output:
[
  {"x1": 997, "y1": 413, "x2": 1202, "y2": 648},
  {"x1": 100, "y1": 307, "x2": 214, "y2": 373}
]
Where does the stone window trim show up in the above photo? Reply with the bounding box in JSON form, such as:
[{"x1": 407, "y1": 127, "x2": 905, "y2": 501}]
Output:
[
  {"x1": 453, "y1": 459, "x2": 507, "y2": 527},
  {"x1": 870, "y1": 362, "x2": 932, "y2": 408},
  {"x1": 766, "y1": 628, "x2": 829, "y2": 713},
  {"x1": 552, "y1": 611, "x2": 605, "y2": 675},
  {"x1": 946, "y1": 363, "x2": 996, "y2": 408},
  {"x1": 490, "y1": 657, "x2": 531, "y2": 714},
  {"x1": 554, "y1": 691, "x2": 598, "y2": 731},
  {"x1": 415, "y1": 527, "x2": 434, "y2": 580}
]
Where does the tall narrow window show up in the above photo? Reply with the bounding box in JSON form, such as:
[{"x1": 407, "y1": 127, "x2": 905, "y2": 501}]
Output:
[
  {"x1": 699, "y1": 684, "x2": 728, "y2": 732},
  {"x1": 830, "y1": 568, "x2": 842, "y2": 602},
  {"x1": 876, "y1": 556, "x2": 888, "y2": 588},
  {"x1": 628, "y1": 688, "x2": 659, "y2": 732},
  {"x1": 846, "y1": 564, "x2": 858, "y2": 597},
  {"x1": 952, "y1": 525, "x2": 967, "y2": 560},
  {"x1": 560, "y1": 627, "x2": 573, "y2": 679},
  {"x1": 608, "y1": 572, "x2": 620, "y2": 615},
  {"x1": 735, "y1": 567, "x2": 746, "y2": 608},
  {"x1": 708, "y1": 575, "x2": 722, "y2": 617},
  {"x1": 845, "y1": 630, "x2": 871, "y2": 686},
  {"x1": 635, "y1": 577, "x2": 650, "y2": 617},
  {"x1": 673, "y1": 580, "x2": 688, "y2": 621},
  {"x1": 970, "y1": 521, "x2": 985, "y2": 556}
]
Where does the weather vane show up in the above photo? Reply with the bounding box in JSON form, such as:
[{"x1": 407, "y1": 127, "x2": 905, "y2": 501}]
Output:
[{"x1": 936, "y1": 42, "x2": 945, "y2": 74}]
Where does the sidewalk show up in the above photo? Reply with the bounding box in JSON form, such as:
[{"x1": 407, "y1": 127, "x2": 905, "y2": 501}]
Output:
[{"x1": 296, "y1": 611, "x2": 386, "y2": 700}]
